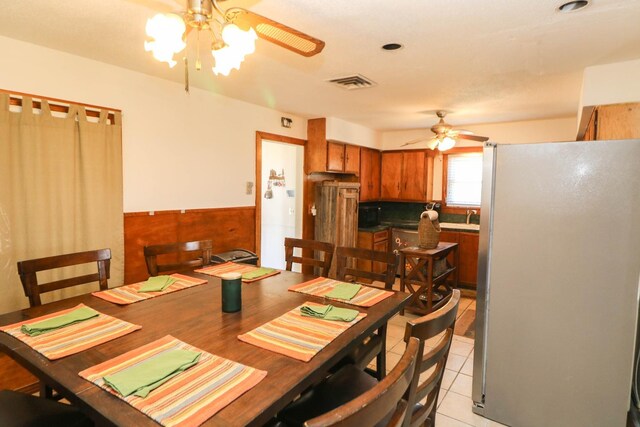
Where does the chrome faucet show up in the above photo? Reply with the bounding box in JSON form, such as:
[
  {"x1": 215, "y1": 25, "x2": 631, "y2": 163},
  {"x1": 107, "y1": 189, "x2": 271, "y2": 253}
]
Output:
[{"x1": 466, "y1": 209, "x2": 477, "y2": 224}]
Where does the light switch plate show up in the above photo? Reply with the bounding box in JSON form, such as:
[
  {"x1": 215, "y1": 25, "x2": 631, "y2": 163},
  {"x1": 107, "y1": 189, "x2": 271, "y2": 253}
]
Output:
[{"x1": 246, "y1": 182, "x2": 254, "y2": 195}]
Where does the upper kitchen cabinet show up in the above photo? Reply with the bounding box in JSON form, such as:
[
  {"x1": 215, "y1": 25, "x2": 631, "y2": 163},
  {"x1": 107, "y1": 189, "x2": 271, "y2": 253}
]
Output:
[
  {"x1": 381, "y1": 150, "x2": 434, "y2": 201},
  {"x1": 307, "y1": 118, "x2": 360, "y2": 174},
  {"x1": 579, "y1": 102, "x2": 640, "y2": 141},
  {"x1": 359, "y1": 147, "x2": 381, "y2": 201}
]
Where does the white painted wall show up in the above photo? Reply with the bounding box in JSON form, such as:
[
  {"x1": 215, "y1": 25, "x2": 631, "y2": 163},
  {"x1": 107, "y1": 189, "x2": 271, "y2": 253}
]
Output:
[
  {"x1": 578, "y1": 58, "x2": 640, "y2": 128},
  {"x1": 381, "y1": 116, "x2": 578, "y2": 200},
  {"x1": 260, "y1": 141, "x2": 303, "y2": 270},
  {"x1": 0, "y1": 36, "x2": 307, "y2": 212},
  {"x1": 580, "y1": 59, "x2": 640, "y2": 108},
  {"x1": 326, "y1": 117, "x2": 380, "y2": 149}
]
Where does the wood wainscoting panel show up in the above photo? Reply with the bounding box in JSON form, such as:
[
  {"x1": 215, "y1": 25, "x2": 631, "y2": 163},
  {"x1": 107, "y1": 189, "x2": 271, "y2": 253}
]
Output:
[{"x1": 124, "y1": 207, "x2": 256, "y2": 284}]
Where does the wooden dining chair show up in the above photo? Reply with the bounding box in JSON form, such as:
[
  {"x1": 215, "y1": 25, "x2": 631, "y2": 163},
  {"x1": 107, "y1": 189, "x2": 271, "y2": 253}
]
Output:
[
  {"x1": 277, "y1": 337, "x2": 420, "y2": 427},
  {"x1": 403, "y1": 289, "x2": 461, "y2": 427},
  {"x1": 144, "y1": 239, "x2": 212, "y2": 276},
  {"x1": 16, "y1": 248, "x2": 112, "y2": 400},
  {"x1": 335, "y1": 246, "x2": 398, "y2": 290},
  {"x1": 17, "y1": 248, "x2": 111, "y2": 307},
  {"x1": 0, "y1": 389, "x2": 93, "y2": 427},
  {"x1": 334, "y1": 246, "x2": 399, "y2": 380},
  {"x1": 284, "y1": 237, "x2": 334, "y2": 277}
]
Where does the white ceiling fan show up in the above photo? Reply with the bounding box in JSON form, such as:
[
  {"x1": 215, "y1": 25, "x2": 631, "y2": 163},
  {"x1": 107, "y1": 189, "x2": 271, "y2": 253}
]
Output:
[{"x1": 401, "y1": 111, "x2": 489, "y2": 151}]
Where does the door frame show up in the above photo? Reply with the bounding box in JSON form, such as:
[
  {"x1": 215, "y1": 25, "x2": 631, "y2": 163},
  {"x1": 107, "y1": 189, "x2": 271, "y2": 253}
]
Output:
[{"x1": 255, "y1": 131, "x2": 306, "y2": 260}]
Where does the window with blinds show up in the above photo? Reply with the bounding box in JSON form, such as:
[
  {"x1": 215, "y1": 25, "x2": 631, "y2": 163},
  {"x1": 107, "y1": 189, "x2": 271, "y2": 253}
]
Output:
[{"x1": 445, "y1": 152, "x2": 483, "y2": 207}]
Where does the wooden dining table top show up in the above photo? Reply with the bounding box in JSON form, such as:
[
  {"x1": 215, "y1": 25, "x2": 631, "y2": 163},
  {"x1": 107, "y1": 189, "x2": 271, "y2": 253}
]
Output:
[{"x1": 0, "y1": 269, "x2": 410, "y2": 427}]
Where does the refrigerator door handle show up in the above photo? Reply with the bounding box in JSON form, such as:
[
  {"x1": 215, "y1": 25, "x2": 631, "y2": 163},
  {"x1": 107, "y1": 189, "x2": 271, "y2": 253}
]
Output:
[{"x1": 472, "y1": 142, "x2": 497, "y2": 411}]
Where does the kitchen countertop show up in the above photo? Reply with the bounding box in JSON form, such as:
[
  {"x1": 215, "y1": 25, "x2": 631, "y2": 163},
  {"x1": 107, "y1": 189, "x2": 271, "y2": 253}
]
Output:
[{"x1": 357, "y1": 224, "x2": 392, "y2": 233}]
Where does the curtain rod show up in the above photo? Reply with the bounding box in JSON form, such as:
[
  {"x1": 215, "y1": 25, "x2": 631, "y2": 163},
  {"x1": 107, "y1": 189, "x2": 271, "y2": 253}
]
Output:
[{"x1": 1, "y1": 88, "x2": 121, "y2": 122}]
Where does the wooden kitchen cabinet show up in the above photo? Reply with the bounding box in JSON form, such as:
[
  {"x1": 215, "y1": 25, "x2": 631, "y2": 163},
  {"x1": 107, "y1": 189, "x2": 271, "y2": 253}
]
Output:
[
  {"x1": 315, "y1": 181, "x2": 360, "y2": 278},
  {"x1": 381, "y1": 152, "x2": 403, "y2": 199},
  {"x1": 439, "y1": 230, "x2": 478, "y2": 288},
  {"x1": 381, "y1": 150, "x2": 433, "y2": 201},
  {"x1": 307, "y1": 118, "x2": 361, "y2": 174},
  {"x1": 579, "y1": 102, "x2": 640, "y2": 141},
  {"x1": 458, "y1": 232, "x2": 479, "y2": 286},
  {"x1": 359, "y1": 147, "x2": 381, "y2": 201},
  {"x1": 356, "y1": 228, "x2": 390, "y2": 281}
]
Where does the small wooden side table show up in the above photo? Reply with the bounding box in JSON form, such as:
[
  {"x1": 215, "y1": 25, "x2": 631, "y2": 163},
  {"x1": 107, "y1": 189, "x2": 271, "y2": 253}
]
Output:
[{"x1": 400, "y1": 242, "x2": 459, "y2": 315}]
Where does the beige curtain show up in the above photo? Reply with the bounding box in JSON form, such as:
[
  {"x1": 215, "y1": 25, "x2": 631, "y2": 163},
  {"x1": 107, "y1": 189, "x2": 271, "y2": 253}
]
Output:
[{"x1": 0, "y1": 93, "x2": 123, "y2": 314}]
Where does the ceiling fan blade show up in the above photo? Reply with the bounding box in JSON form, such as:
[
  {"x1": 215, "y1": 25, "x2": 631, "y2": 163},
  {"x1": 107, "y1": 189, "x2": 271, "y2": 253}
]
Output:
[
  {"x1": 451, "y1": 128, "x2": 474, "y2": 135},
  {"x1": 225, "y1": 8, "x2": 325, "y2": 57},
  {"x1": 400, "y1": 137, "x2": 430, "y2": 147},
  {"x1": 457, "y1": 133, "x2": 489, "y2": 142}
]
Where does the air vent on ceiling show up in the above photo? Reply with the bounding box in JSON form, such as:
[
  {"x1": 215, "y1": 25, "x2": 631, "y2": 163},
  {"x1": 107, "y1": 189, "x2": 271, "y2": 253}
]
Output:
[{"x1": 327, "y1": 74, "x2": 376, "y2": 90}]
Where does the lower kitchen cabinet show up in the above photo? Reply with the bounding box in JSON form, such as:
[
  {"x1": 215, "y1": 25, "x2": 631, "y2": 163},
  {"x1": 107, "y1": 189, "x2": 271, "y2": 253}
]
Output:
[
  {"x1": 439, "y1": 230, "x2": 479, "y2": 288},
  {"x1": 356, "y1": 229, "x2": 390, "y2": 282}
]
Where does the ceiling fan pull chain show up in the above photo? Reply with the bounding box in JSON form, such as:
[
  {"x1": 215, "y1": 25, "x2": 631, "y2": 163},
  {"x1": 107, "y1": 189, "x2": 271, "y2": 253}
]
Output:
[
  {"x1": 184, "y1": 57, "x2": 190, "y2": 93},
  {"x1": 195, "y1": 30, "x2": 202, "y2": 71}
]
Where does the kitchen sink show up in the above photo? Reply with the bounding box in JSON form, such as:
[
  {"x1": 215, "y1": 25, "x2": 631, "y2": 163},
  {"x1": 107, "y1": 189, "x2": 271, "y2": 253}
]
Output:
[{"x1": 439, "y1": 222, "x2": 480, "y2": 231}]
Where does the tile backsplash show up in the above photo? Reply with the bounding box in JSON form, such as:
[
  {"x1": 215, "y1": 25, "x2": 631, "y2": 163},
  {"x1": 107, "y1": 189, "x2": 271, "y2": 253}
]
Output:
[{"x1": 360, "y1": 201, "x2": 480, "y2": 225}]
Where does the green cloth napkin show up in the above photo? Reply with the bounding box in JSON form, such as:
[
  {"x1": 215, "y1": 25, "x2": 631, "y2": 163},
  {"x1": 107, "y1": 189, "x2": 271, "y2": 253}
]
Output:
[
  {"x1": 103, "y1": 349, "x2": 201, "y2": 398},
  {"x1": 21, "y1": 306, "x2": 99, "y2": 337},
  {"x1": 138, "y1": 275, "x2": 177, "y2": 293},
  {"x1": 325, "y1": 282, "x2": 362, "y2": 301},
  {"x1": 300, "y1": 304, "x2": 359, "y2": 322},
  {"x1": 242, "y1": 267, "x2": 276, "y2": 280}
]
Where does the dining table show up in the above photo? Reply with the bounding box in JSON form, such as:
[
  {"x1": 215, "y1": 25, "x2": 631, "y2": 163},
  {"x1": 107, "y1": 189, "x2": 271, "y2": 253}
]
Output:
[{"x1": 0, "y1": 268, "x2": 410, "y2": 426}]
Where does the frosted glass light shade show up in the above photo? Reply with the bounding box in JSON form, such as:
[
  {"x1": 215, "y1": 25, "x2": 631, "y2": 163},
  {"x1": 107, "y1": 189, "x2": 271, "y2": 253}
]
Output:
[
  {"x1": 212, "y1": 46, "x2": 245, "y2": 76},
  {"x1": 222, "y1": 24, "x2": 258, "y2": 56},
  {"x1": 144, "y1": 14, "x2": 186, "y2": 68},
  {"x1": 438, "y1": 136, "x2": 456, "y2": 151}
]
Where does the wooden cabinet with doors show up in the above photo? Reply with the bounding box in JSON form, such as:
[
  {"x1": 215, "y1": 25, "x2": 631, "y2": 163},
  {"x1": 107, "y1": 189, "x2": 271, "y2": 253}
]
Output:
[
  {"x1": 381, "y1": 150, "x2": 434, "y2": 201},
  {"x1": 438, "y1": 229, "x2": 479, "y2": 288},
  {"x1": 356, "y1": 228, "x2": 390, "y2": 282},
  {"x1": 359, "y1": 147, "x2": 381, "y2": 201},
  {"x1": 307, "y1": 118, "x2": 360, "y2": 174},
  {"x1": 326, "y1": 141, "x2": 360, "y2": 173},
  {"x1": 458, "y1": 232, "x2": 479, "y2": 286},
  {"x1": 315, "y1": 181, "x2": 360, "y2": 278},
  {"x1": 579, "y1": 102, "x2": 640, "y2": 141}
]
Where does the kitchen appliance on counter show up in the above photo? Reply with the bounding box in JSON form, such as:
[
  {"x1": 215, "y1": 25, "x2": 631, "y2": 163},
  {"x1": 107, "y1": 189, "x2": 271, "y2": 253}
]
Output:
[
  {"x1": 474, "y1": 140, "x2": 640, "y2": 427},
  {"x1": 358, "y1": 205, "x2": 381, "y2": 228}
]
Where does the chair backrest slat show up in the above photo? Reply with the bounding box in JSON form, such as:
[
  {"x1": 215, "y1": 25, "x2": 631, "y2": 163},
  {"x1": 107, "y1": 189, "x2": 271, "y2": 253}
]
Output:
[
  {"x1": 284, "y1": 238, "x2": 334, "y2": 277},
  {"x1": 335, "y1": 246, "x2": 398, "y2": 289},
  {"x1": 403, "y1": 290, "x2": 461, "y2": 427},
  {"x1": 144, "y1": 240, "x2": 212, "y2": 277},
  {"x1": 17, "y1": 248, "x2": 112, "y2": 307},
  {"x1": 304, "y1": 337, "x2": 420, "y2": 427}
]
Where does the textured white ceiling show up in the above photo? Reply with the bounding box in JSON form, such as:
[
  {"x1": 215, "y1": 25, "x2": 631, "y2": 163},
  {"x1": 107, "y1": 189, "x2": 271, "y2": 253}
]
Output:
[{"x1": 1, "y1": 0, "x2": 639, "y2": 130}]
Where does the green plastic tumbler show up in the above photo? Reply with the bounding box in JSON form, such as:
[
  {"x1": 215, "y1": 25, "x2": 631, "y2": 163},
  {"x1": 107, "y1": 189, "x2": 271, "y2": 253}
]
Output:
[{"x1": 221, "y1": 272, "x2": 242, "y2": 313}]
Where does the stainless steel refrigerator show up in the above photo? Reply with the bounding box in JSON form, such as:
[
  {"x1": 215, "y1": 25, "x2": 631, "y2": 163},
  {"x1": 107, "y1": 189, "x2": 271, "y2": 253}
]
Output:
[{"x1": 472, "y1": 139, "x2": 640, "y2": 427}]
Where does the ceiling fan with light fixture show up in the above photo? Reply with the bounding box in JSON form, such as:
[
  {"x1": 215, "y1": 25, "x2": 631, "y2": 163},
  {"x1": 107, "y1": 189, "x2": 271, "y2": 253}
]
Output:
[
  {"x1": 144, "y1": 0, "x2": 325, "y2": 82},
  {"x1": 401, "y1": 111, "x2": 489, "y2": 151}
]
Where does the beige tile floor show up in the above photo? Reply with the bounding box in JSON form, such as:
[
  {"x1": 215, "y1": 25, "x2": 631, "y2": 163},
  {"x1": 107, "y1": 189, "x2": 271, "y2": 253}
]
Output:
[{"x1": 374, "y1": 296, "x2": 507, "y2": 427}]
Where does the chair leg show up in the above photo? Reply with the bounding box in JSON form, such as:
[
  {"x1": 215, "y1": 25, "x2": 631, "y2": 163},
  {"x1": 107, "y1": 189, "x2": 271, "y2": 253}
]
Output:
[
  {"x1": 375, "y1": 324, "x2": 387, "y2": 380},
  {"x1": 39, "y1": 382, "x2": 53, "y2": 399}
]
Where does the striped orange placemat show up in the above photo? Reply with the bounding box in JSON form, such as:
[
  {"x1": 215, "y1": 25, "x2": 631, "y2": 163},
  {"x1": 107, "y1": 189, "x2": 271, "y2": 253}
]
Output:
[
  {"x1": 237, "y1": 302, "x2": 366, "y2": 362},
  {"x1": 0, "y1": 304, "x2": 141, "y2": 360},
  {"x1": 288, "y1": 277, "x2": 394, "y2": 307},
  {"x1": 194, "y1": 262, "x2": 280, "y2": 282},
  {"x1": 79, "y1": 335, "x2": 266, "y2": 427},
  {"x1": 92, "y1": 273, "x2": 207, "y2": 305}
]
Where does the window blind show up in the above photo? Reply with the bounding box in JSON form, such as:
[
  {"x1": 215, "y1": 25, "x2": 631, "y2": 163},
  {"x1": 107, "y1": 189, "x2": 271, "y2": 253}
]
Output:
[{"x1": 446, "y1": 153, "x2": 483, "y2": 206}]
